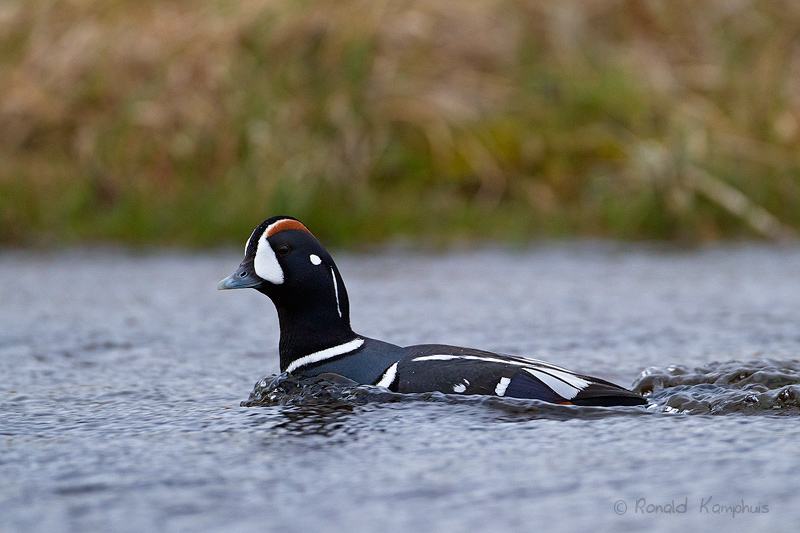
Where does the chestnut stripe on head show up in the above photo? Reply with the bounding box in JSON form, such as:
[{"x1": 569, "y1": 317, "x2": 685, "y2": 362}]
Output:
[
  {"x1": 265, "y1": 219, "x2": 313, "y2": 238},
  {"x1": 251, "y1": 218, "x2": 314, "y2": 285}
]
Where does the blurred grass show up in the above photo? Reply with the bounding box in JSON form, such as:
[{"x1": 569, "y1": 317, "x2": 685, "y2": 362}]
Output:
[{"x1": 2, "y1": 0, "x2": 800, "y2": 246}]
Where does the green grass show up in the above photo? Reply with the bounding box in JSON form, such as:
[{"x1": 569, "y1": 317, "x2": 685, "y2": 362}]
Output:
[{"x1": 2, "y1": 0, "x2": 800, "y2": 246}]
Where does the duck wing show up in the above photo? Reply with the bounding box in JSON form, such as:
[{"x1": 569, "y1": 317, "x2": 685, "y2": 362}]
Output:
[{"x1": 394, "y1": 344, "x2": 647, "y2": 406}]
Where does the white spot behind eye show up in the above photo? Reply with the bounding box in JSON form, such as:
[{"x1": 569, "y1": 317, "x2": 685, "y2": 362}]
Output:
[
  {"x1": 453, "y1": 383, "x2": 467, "y2": 393},
  {"x1": 253, "y1": 234, "x2": 284, "y2": 284},
  {"x1": 309, "y1": 254, "x2": 322, "y2": 265}
]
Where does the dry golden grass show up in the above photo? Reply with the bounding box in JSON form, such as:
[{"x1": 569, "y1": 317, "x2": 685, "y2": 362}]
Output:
[{"x1": 2, "y1": 0, "x2": 800, "y2": 244}]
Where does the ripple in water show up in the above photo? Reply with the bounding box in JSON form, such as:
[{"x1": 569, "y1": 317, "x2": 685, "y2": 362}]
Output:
[
  {"x1": 243, "y1": 359, "x2": 800, "y2": 418},
  {"x1": 633, "y1": 358, "x2": 800, "y2": 415},
  {"x1": 242, "y1": 373, "x2": 653, "y2": 421}
]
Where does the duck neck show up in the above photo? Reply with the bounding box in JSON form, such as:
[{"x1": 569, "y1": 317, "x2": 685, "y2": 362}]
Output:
[
  {"x1": 263, "y1": 261, "x2": 357, "y2": 372},
  {"x1": 275, "y1": 303, "x2": 357, "y2": 371}
]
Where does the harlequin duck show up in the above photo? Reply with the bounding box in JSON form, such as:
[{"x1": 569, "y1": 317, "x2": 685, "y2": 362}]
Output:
[{"x1": 218, "y1": 216, "x2": 647, "y2": 407}]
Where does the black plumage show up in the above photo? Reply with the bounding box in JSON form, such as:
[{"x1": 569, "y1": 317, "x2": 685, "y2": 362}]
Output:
[{"x1": 219, "y1": 216, "x2": 647, "y2": 407}]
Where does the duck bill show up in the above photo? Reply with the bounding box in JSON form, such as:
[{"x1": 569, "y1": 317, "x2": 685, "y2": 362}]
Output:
[{"x1": 217, "y1": 263, "x2": 262, "y2": 290}]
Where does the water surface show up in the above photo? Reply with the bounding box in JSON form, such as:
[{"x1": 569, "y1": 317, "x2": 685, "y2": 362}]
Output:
[{"x1": 2, "y1": 244, "x2": 800, "y2": 531}]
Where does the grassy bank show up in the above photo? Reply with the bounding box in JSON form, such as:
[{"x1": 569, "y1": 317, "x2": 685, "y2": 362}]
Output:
[{"x1": 2, "y1": 0, "x2": 800, "y2": 246}]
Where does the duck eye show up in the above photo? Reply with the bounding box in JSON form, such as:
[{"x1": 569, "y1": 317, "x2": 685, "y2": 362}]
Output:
[{"x1": 275, "y1": 244, "x2": 291, "y2": 256}]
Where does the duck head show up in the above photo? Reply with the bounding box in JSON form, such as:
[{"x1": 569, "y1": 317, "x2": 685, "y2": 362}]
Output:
[{"x1": 218, "y1": 216, "x2": 356, "y2": 367}]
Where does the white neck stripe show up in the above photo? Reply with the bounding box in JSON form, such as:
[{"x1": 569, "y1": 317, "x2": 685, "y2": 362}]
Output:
[
  {"x1": 286, "y1": 338, "x2": 364, "y2": 373},
  {"x1": 331, "y1": 267, "x2": 342, "y2": 318}
]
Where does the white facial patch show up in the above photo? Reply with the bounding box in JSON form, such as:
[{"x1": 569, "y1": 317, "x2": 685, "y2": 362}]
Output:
[
  {"x1": 253, "y1": 234, "x2": 284, "y2": 284},
  {"x1": 309, "y1": 254, "x2": 322, "y2": 265},
  {"x1": 453, "y1": 381, "x2": 467, "y2": 393}
]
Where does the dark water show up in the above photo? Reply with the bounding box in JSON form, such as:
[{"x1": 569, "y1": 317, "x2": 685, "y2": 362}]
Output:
[{"x1": 2, "y1": 244, "x2": 800, "y2": 532}]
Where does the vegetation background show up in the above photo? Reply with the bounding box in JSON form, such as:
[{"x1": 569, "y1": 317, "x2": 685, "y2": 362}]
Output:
[{"x1": 2, "y1": 0, "x2": 800, "y2": 246}]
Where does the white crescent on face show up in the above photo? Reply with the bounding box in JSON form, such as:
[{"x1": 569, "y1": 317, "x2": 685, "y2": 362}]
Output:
[{"x1": 253, "y1": 233, "x2": 284, "y2": 284}]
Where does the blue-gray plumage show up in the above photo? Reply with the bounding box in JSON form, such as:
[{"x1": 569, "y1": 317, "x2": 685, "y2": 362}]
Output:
[{"x1": 218, "y1": 216, "x2": 647, "y2": 407}]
